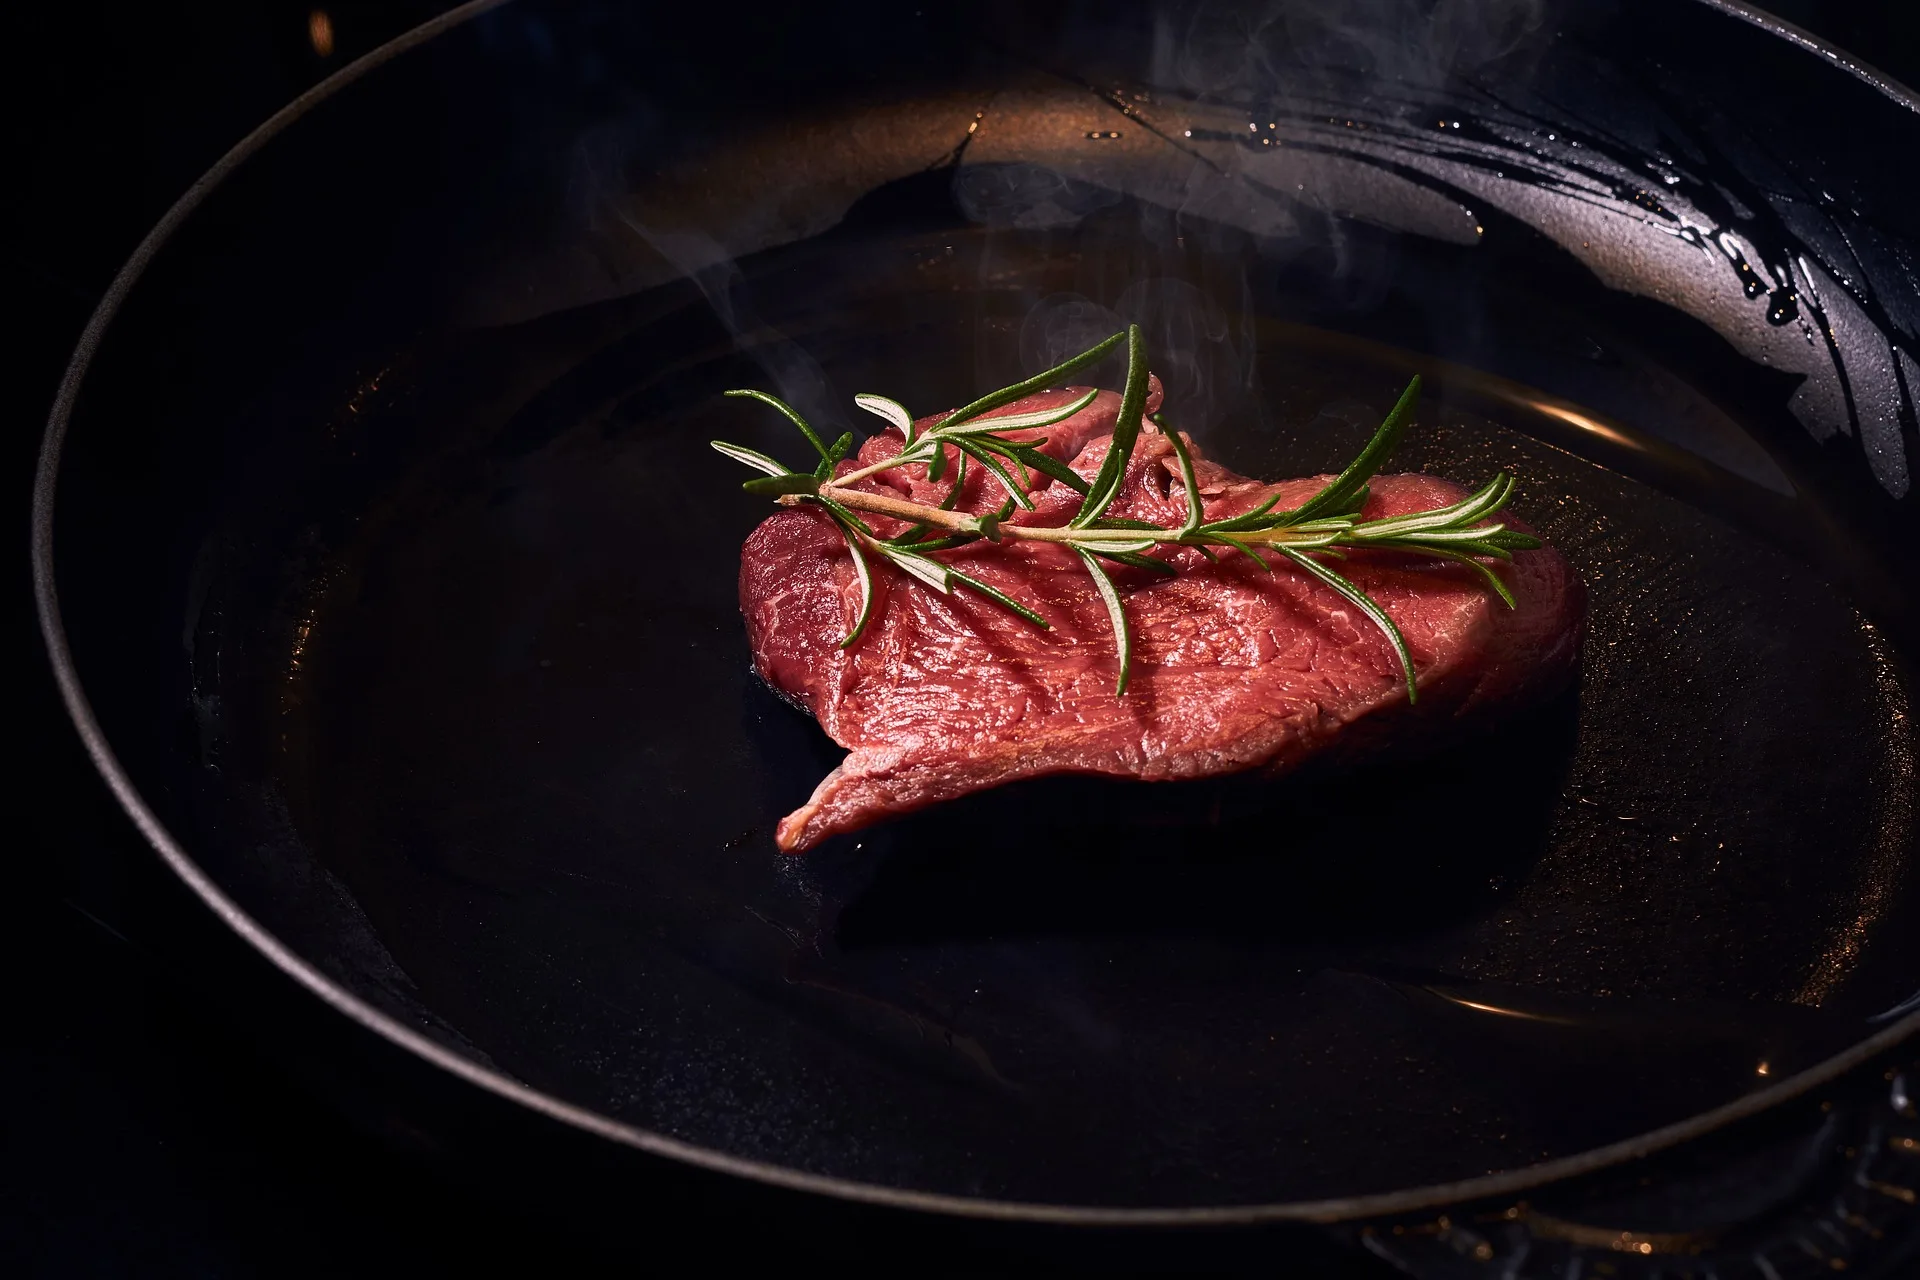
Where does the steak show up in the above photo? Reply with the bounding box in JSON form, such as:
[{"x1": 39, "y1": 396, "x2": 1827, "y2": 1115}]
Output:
[{"x1": 740, "y1": 382, "x2": 1586, "y2": 853}]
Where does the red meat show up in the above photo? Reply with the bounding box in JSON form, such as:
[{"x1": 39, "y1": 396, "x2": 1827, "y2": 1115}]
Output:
[{"x1": 740, "y1": 383, "x2": 1586, "y2": 852}]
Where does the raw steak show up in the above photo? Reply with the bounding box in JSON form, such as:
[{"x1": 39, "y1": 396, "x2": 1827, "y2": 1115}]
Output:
[{"x1": 740, "y1": 381, "x2": 1586, "y2": 852}]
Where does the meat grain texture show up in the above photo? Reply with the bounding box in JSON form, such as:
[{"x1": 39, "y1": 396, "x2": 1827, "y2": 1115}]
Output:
[{"x1": 741, "y1": 379, "x2": 1586, "y2": 852}]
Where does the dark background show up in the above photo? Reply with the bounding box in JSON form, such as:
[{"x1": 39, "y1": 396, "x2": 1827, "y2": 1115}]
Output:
[{"x1": 6, "y1": 2, "x2": 1917, "y2": 1274}]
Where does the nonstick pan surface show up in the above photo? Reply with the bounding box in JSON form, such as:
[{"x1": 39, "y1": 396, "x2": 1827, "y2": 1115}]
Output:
[{"x1": 34, "y1": 0, "x2": 1920, "y2": 1226}]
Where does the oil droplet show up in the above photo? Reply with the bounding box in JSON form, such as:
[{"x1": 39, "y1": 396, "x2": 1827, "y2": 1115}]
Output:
[
  {"x1": 1767, "y1": 288, "x2": 1800, "y2": 326},
  {"x1": 1618, "y1": 184, "x2": 1672, "y2": 218}
]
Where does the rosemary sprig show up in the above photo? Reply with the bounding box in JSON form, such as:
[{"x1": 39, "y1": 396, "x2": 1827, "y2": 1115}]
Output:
[
  {"x1": 1074, "y1": 546, "x2": 1135, "y2": 695},
  {"x1": 714, "y1": 329, "x2": 1539, "y2": 700},
  {"x1": 1070, "y1": 324, "x2": 1150, "y2": 529}
]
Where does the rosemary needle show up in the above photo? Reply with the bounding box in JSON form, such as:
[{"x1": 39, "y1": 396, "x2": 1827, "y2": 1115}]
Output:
[{"x1": 715, "y1": 328, "x2": 1539, "y2": 700}]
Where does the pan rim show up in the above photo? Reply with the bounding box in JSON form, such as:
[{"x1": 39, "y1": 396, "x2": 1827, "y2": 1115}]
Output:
[{"x1": 29, "y1": 0, "x2": 1920, "y2": 1228}]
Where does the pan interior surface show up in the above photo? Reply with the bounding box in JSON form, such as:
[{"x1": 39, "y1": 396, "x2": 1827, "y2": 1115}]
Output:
[
  {"x1": 42, "y1": 0, "x2": 1920, "y2": 1217},
  {"x1": 188, "y1": 209, "x2": 1912, "y2": 1207}
]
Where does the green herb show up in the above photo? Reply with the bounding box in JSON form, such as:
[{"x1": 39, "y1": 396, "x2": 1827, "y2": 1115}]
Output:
[{"x1": 714, "y1": 327, "x2": 1539, "y2": 700}]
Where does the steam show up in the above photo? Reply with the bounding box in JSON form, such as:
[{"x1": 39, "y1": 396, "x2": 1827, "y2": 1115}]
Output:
[
  {"x1": 470, "y1": 0, "x2": 1911, "y2": 498},
  {"x1": 1148, "y1": 0, "x2": 1547, "y2": 98},
  {"x1": 571, "y1": 110, "x2": 843, "y2": 429},
  {"x1": 622, "y1": 224, "x2": 839, "y2": 430},
  {"x1": 1020, "y1": 295, "x2": 1126, "y2": 372},
  {"x1": 1020, "y1": 279, "x2": 1251, "y2": 431},
  {"x1": 1119, "y1": 279, "x2": 1250, "y2": 433},
  {"x1": 959, "y1": 0, "x2": 1556, "y2": 446},
  {"x1": 955, "y1": 164, "x2": 1122, "y2": 231},
  {"x1": 945, "y1": 0, "x2": 1911, "y2": 496}
]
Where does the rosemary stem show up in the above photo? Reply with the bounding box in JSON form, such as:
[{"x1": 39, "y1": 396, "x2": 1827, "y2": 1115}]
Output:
[
  {"x1": 811, "y1": 483, "x2": 1328, "y2": 549},
  {"x1": 803, "y1": 484, "x2": 982, "y2": 533},
  {"x1": 807, "y1": 481, "x2": 1506, "y2": 557},
  {"x1": 985, "y1": 525, "x2": 1092, "y2": 544}
]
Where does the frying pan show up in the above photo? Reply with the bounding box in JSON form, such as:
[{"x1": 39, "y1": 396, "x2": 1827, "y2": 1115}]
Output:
[{"x1": 32, "y1": 0, "x2": 1920, "y2": 1268}]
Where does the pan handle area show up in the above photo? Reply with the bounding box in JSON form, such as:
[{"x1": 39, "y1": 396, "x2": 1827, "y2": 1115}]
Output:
[{"x1": 1352, "y1": 1041, "x2": 1920, "y2": 1277}]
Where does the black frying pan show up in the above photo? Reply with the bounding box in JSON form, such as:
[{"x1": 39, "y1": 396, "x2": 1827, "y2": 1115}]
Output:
[{"x1": 33, "y1": 0, "x2": 1920, "y2": 1268}]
